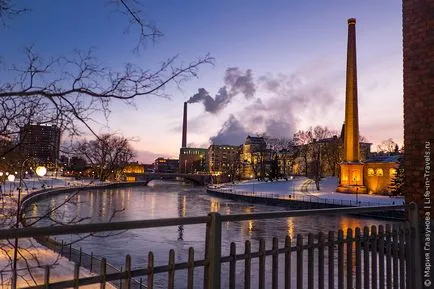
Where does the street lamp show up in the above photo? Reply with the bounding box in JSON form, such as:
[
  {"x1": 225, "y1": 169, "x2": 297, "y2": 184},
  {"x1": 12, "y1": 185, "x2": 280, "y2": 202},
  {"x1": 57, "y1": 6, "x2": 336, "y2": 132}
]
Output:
[
  {"x1": 0, "y1": 171, "x2": 3, "y2": 195},
  {"x1": 8, "y1": 174, "x2": 15, "y2": 195},
  {"x1": 356, "y1": 186, "x2": 359, "y2": 206},
  {"x1": 12, "y1": 163, "x2": 46, "y2": 289}
]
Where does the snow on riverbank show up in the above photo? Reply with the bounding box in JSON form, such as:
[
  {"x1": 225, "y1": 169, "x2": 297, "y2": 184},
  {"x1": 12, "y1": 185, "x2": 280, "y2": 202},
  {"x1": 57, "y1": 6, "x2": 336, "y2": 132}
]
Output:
[
  {"x1": 219, "y1": 177, "x2": 404, "y2": 205},
  {"x1": 0, "y1": 238, "x2": 115, "y2": 288},
  {"x1": 0, "y1": 179, "x2": 116, "y2": 288},
  {"x1": 2, "y1": 176, "x2": 108, "y2": 196}
]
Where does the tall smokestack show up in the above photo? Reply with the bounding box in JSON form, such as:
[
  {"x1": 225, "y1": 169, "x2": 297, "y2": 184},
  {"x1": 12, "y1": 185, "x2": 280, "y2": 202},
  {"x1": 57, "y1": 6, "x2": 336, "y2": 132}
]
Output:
[
  {"x1": 182, "y1": 102, "x2": 187, "y2": 148},
  {"x1": 343, "y1": 18, "x2": 360, "y2": 162}
]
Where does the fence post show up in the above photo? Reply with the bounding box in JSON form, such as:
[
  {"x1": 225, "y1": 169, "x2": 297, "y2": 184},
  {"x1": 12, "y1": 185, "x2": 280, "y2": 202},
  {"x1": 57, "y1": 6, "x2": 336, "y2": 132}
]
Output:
[
  {"x1": 69, "y1": 244, "x2": 72, "y2": 261},
  {"x1": 78, "y1": 247, "x2": 82, "y2": 267},
  {"x1": 44, "y1": 265, "x2": 50, "y2": 289},
  {"x1": 206, "y1": 212, "x2": 222, "y2": 289},
  {"x1": 408, "y1": 202, "x2": 422, "y2": 289},
  {"x1": 90, "y1": 252, "x2": 93, "y2": 272},
  {"x1": 124, "y1": 254, "x2": 131, "y2": 289}
]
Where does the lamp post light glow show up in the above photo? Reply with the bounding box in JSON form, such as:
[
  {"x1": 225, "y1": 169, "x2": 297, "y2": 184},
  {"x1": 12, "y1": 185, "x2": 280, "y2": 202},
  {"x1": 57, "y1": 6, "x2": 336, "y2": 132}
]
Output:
[
  {"x1": 8, "y1": 174, "x2": 15, "y2": 194},
  {"x1": 36, "y1": 166, "x2": 47, "y2": 177}
]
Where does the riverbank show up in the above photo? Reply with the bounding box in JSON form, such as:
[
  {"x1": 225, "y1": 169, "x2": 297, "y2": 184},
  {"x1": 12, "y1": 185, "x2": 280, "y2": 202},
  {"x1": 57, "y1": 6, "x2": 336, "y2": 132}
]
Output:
[
  {"x1": 5, "y1": 182, "x2": 147, "y2": 288},
  {"x1": 208, "y1": 177, "x2": 405, "y2": 220}
]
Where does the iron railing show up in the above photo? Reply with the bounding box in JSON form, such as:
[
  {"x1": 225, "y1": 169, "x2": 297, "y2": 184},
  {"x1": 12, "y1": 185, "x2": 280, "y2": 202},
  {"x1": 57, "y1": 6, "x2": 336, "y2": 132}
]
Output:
[
  {"x1": 211, "y1": 187, "x2": 402, "y2": 207},
  {"x1": 0, "y1": 203, "x2": 422, "y2": 289}
]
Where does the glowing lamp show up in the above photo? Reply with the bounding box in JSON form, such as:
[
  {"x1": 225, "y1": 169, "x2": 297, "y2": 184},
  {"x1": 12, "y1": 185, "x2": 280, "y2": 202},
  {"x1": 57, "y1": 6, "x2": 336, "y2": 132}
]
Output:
[
  {"x1": 0, "y1": 172, "x2": 3, "y2": 177},
  {"x1": 8, "y1": 174, "x2": 15, "y2": 182},
  {"x1": 35, "y1": 166, "x2": 47, "y2": 177}
]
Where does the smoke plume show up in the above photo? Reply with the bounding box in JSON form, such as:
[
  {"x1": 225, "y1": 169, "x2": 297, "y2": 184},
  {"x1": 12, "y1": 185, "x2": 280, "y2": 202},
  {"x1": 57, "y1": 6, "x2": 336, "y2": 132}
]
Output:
[
  {"x1": 187, "y1": 68, "x2": 256, "y2": 113},
  {"x1": 209, "y1": 115, "x2": 249, "y2": 145},
  {"x1": 209, "y1": 62, "x2": 339, "y2": 145}
]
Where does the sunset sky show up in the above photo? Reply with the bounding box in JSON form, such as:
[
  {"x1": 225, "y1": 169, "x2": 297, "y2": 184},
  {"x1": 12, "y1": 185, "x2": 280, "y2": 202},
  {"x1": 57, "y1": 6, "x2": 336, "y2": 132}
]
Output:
[{"x1": 3, "y1": 0, "x2": 403, "y2": 163}]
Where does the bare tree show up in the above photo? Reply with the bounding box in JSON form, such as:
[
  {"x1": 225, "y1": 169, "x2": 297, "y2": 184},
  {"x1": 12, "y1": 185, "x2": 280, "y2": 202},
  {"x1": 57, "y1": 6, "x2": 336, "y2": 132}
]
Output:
[
  {"x1": 359, "y1": 135, "x2": 369, "y2": 143},
  {"x1": 293, "y1": 128, "x2": 313, "y2": 177},
  {"x1": 0, "y1": 1, "x2": 212, "y2": 285},
  {"x1": 0, "y1": 1, "x2": 213, "y2": 158},
  {"x1": 75, "y1": 134, "x2": 134, "y2": 181},
  {"x1": 377, "y1": 138, "x2": 398, "y2": 154},
  {"x1": 321, "y1": 135, "x2": 340, "y2": 176}
]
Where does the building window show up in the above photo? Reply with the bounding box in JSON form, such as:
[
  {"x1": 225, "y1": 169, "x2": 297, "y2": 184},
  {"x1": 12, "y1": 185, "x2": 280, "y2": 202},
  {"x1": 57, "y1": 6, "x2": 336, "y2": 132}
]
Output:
[
  {"x1": 375, "y1": 168, "x2": 384, "y2": 177},
  {"x1": 351, "y1": 170, "x2": 360, "y2": 183},
  {"x1": 389, "y1": 168, "x2": 397, "y2": 176},
  {"x1": 342, "y1": 172, "x2": 348, "y2": 181},
  {"x1": 367, "y1": 168, "x2": 375, "y2": 176}
]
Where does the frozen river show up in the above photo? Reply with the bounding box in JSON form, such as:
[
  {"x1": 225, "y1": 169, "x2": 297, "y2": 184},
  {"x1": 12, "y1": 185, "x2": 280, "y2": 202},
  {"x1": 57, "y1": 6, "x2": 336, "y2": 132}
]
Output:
[{"x1": 25, "y1": 181, "x2": 401, "y2": 288}]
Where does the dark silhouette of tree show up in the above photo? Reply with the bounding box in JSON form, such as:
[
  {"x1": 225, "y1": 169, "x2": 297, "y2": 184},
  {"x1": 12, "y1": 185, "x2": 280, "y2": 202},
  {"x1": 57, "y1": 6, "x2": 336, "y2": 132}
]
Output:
[
  {"x1": 0, "y1": 2, "x2": 207, "y2": 284},
  {"x1": 293, "y1": 129, "x2": 313, "y2": 177},
  {"x1": 74, "y1": 134, "x2": 135, "y2": 181},
  {"x1": 0, "y1": 0, "x2": 213, "y2": 158},
  {"x1": 377, "y1": 138, "x2": 398, "y2": 155},
  {"x1": 388, "y1": 157, "x2": 404, "y2": 196}
]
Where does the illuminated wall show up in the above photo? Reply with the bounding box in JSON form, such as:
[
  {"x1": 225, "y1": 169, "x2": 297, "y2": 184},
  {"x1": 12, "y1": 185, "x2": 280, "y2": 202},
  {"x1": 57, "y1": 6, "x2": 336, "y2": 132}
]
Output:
[
  {"x1": 123, "y1": 164, "x2": 144, "y2": 174},
  {"x1": 363, "y1": 162, "x2": 399, "y2": 194}
]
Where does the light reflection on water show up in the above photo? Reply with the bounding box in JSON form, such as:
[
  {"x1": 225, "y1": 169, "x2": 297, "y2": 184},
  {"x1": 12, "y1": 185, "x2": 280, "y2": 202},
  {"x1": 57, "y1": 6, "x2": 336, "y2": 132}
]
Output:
[{"x1": 25, "y1": 181, "x2": 401, "y2": 288}]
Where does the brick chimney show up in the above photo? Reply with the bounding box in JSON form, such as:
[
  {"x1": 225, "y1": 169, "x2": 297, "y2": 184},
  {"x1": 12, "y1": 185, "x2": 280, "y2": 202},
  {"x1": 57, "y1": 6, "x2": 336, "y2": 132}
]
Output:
[{"x1": 182, "y1": 102, "x2": 187, "y2": 148}]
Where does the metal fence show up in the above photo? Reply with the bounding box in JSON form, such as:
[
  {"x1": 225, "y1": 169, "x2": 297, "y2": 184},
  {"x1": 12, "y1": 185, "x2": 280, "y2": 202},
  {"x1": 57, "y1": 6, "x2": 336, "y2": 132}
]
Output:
[
  {"x1": 0, "y1": 203, "x2": 422, "y2": 289},
  {"x1": 213, "y1": 188, "x2": 400, "y2": 207}
]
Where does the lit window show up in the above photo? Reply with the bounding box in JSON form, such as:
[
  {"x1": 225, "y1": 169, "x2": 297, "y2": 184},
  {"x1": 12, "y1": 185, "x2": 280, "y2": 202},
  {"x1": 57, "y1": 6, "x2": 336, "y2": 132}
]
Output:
[
  {"x1": 352, "y1": 170, "x2": 360, "y2": 182},
  {"x1": 367, "y1": 168, "x2": 374, "y2": 176},
  {"x1": 342, "y1": 173, "x2": 348, "y2": 181},
  {"x1": 375, "y1": 168, "x2": 384, "y2": 177},
  {"x1": 389, "y1": 168, "x2": 397, "y2": 176}
]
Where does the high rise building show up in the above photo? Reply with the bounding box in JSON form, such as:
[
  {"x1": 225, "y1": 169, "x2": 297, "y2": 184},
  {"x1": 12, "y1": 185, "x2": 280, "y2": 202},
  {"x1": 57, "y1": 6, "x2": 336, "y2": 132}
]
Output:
[
  {"x1": 207, "y1": 144, "x2": 240, "y2": 175},
  {"x1": 179, "y1": 147, "x2": 207, "y2": 173},
  {"x1": 20, "y1": 124, "x2": 61, "y2": 163}
]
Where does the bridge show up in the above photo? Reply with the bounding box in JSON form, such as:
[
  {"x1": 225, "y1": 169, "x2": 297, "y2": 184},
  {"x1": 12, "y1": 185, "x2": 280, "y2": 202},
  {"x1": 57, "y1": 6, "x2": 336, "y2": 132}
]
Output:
[{"x1": 125, "y1": 172, "x2": 213, "y2": 186}]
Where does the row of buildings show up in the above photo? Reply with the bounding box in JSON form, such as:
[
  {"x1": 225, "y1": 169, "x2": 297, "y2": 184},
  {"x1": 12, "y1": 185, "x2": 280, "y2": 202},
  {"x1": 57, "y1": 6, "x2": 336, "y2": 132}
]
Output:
[{"x1": 178, "y1": 135, "x2": 373, "y2": 176}]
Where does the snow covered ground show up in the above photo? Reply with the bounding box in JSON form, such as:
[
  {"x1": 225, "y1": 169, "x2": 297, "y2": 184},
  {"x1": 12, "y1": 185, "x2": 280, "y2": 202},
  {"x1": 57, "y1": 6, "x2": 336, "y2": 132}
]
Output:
[
  {"x1": 1, "y1": 176, "x2": 108, "y2": 196},
  {"x1": 0, "y1": 238, "x2": 115, "y2": 288},
  {"x1": 0, "y1": 178, "x2": 116, "y2": 288},
  {"x1": 218, "y1": 176, "x2": 404, "y2": 206}
]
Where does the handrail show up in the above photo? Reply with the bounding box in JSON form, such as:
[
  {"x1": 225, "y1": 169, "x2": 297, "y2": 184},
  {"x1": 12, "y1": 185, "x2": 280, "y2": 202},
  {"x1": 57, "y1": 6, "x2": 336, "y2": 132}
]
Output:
[
  {"x1": 0, "y1": 205, "x2": 405, "y2": 240},
  {"x1": 0, "y1": 215, "x2": 211, "y2": 239},
  {"x1": 220, "y1": 204, "x2": 406, "y2": 222},
  {"x1": 212, "y1": 187, "x2": 399, "y2": 207}
]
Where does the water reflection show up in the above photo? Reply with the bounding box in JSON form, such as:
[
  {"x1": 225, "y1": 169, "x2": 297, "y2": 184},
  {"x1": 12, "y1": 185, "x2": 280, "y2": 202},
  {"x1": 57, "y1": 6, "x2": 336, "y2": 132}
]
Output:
[
  {"x1": 25, "y1": 181, "x2": 400, "y2": 288},
  {"x1": 287, "y1": 218, "x2": 294, "y2": 239},
  {"x1": 210, "y1": 198, "x2": 220, "y2": 212}
]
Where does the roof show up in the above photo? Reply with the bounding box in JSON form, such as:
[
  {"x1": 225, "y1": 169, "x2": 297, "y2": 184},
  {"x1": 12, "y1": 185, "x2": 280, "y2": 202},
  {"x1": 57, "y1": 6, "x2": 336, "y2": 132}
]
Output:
[
  {"x1": 245, "y1": 135, "x2": 266, "y2": 145},
  {"x1": 365, "y1": 155, "x2": 401, "y2": 163}
]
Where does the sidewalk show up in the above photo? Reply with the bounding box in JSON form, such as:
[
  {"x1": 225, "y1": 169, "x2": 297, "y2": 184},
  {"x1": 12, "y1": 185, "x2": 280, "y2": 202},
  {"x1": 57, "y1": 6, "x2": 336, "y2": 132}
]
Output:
[{"x1": 219, "y1": 177, "x2": 404, "y2": 206}]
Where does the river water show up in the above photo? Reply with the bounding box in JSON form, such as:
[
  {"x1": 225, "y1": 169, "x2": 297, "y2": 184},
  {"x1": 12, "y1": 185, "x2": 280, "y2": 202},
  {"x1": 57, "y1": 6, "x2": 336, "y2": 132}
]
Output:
[{"x1": 24, "y1": 181, "x2": 400, "y2": 288}]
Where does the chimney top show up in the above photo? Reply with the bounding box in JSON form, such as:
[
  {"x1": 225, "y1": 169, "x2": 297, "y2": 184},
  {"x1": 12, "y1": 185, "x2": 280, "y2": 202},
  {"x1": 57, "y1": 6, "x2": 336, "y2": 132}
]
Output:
[{"x1": 348, "y1": 18, "x2": 356, "y2": 25}]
